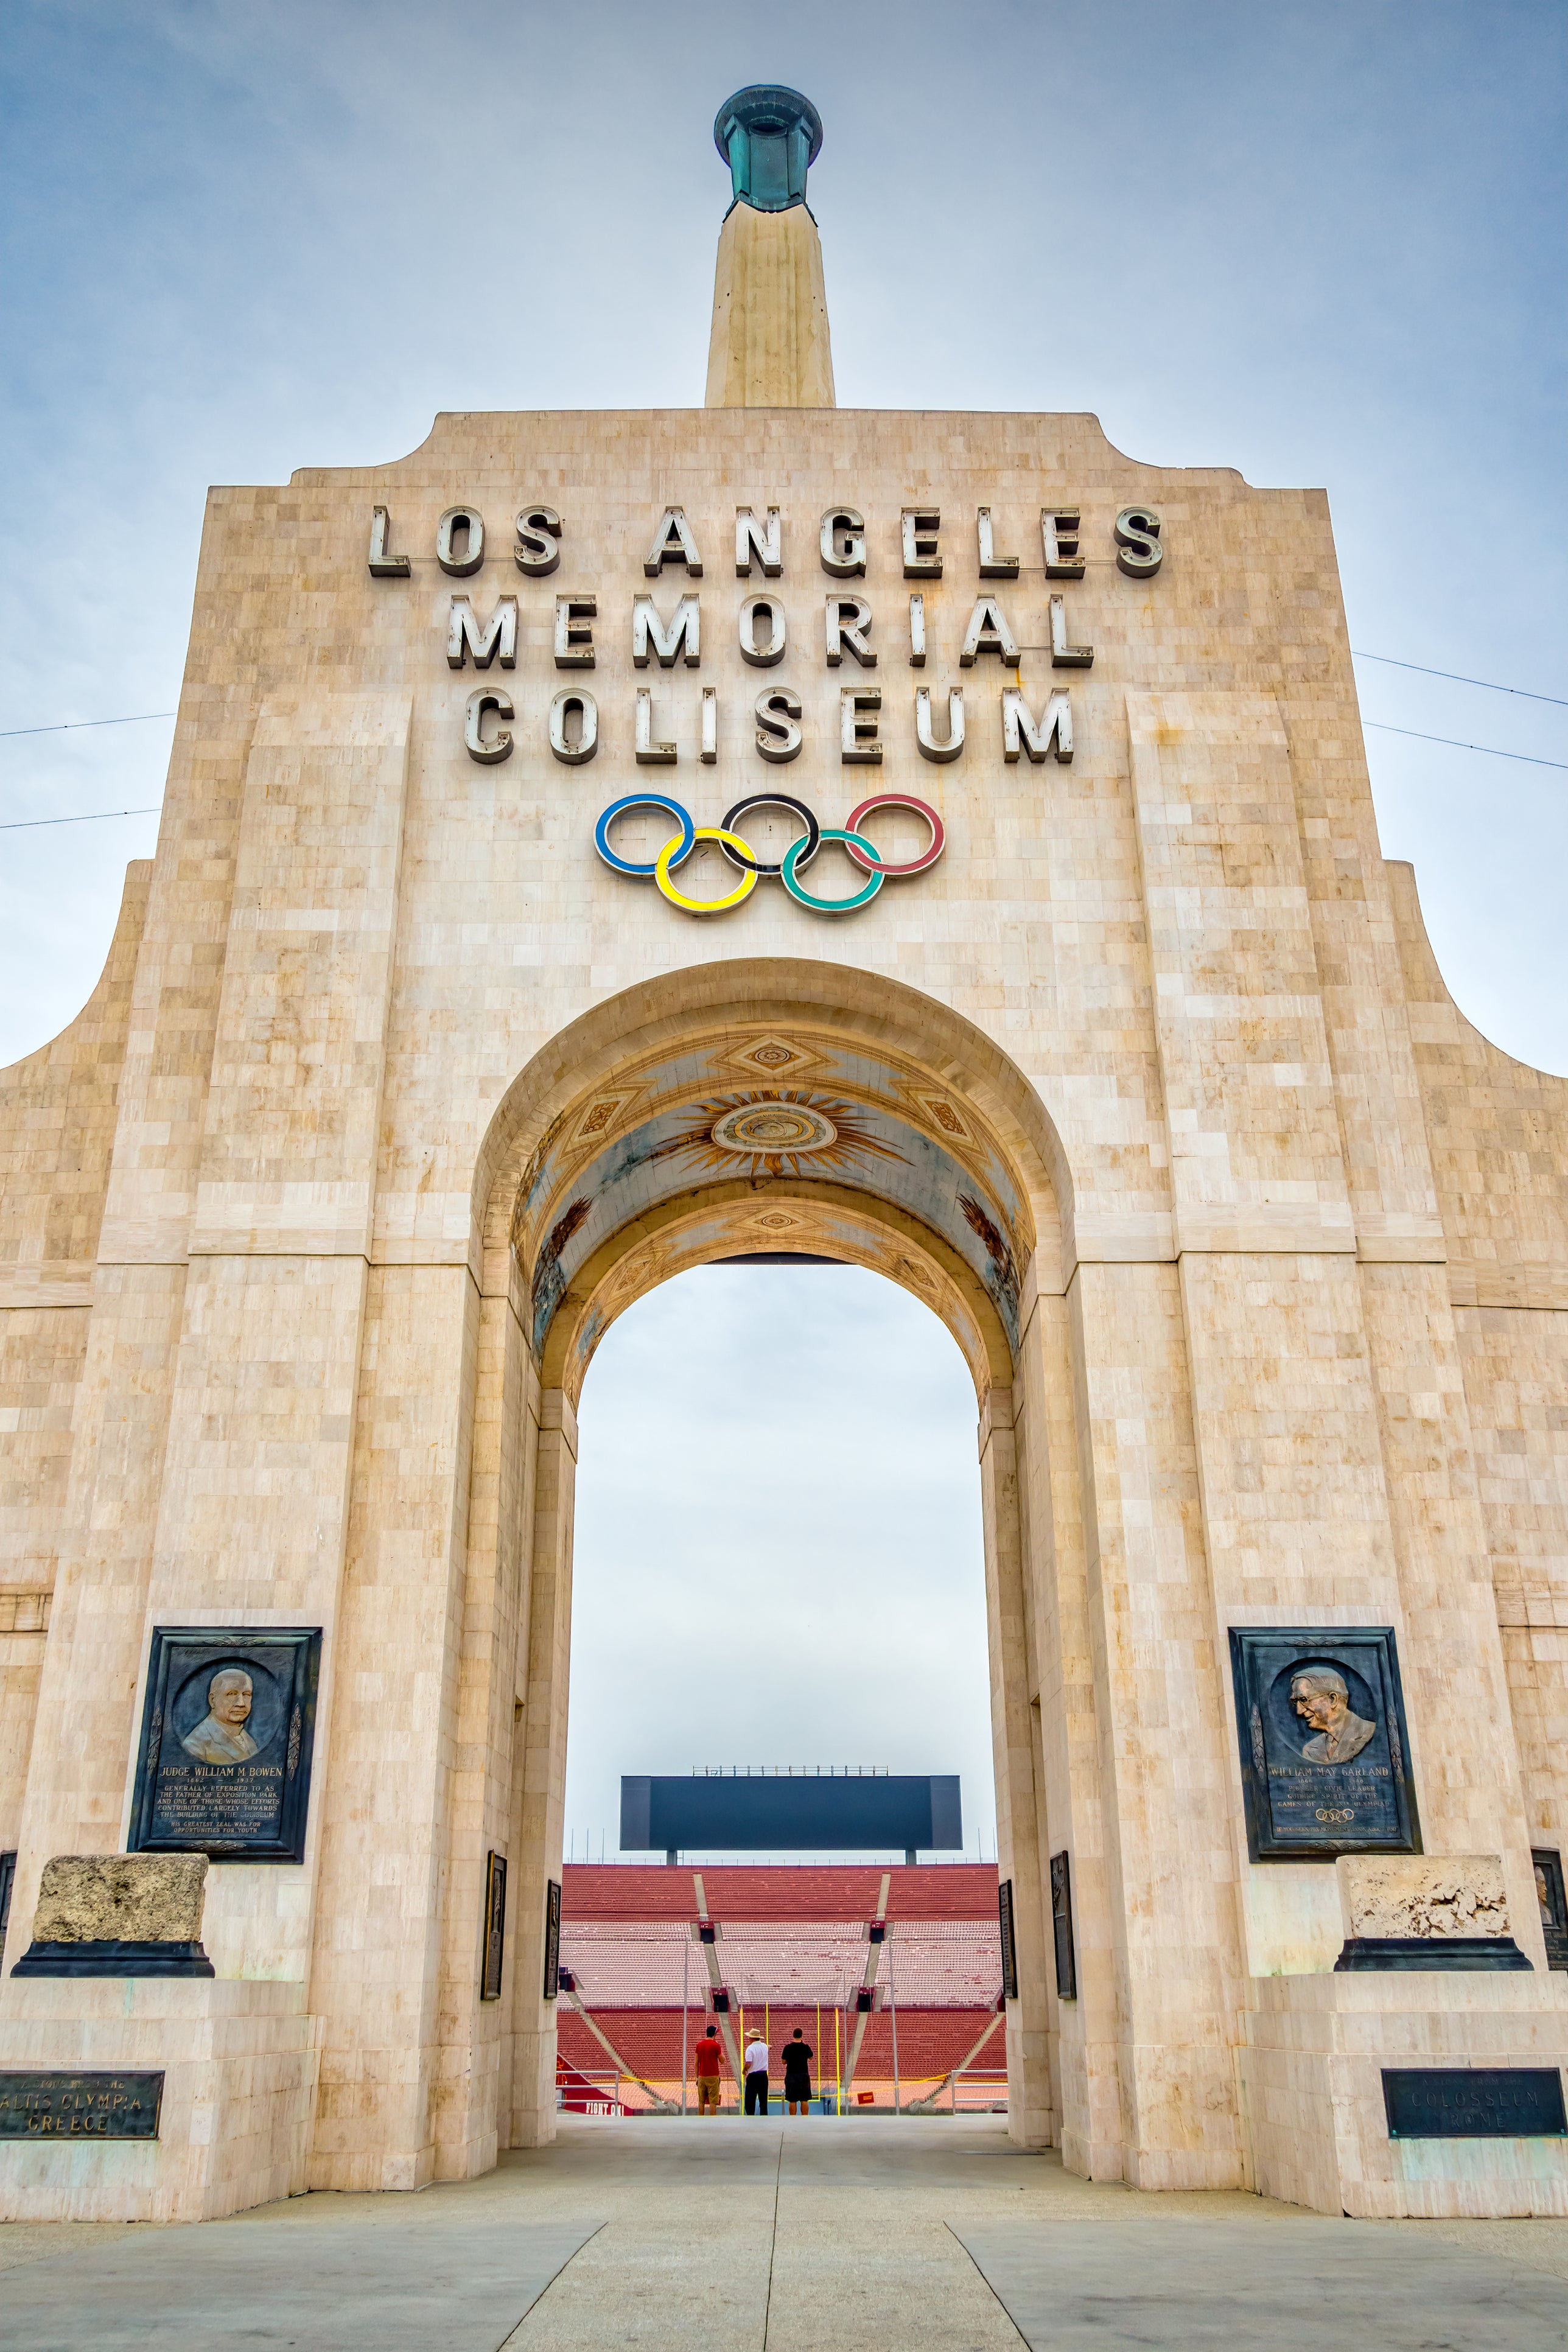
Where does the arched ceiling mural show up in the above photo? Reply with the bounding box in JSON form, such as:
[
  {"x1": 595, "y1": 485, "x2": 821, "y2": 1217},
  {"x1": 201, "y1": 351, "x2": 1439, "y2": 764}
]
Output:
[
  {"x1": 557, "y1": 1193, "x2": 994, "y2": 1408},
  {"x1": 512, "y1": 1026, "x2": 1037, "y2": 1366}
]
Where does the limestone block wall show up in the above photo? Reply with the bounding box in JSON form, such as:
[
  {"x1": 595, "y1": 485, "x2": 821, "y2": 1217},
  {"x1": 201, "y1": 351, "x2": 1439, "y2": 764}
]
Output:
[
  {"x1": 0, "y1": 856, "x2": 150, "y2": 1849},
  {"x1": 2, "y1": 399, "x2": 1567, "y2": 2217},
  {"x1": 1390, "y1": 861, "x2": 1568, "y2": 1851},
  {"x1": 0, "y1": 1591, "x2": 49, "y2": 1866}
]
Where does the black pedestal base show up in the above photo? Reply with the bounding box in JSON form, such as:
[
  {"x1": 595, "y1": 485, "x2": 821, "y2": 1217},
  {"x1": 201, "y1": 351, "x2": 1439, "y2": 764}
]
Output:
[
  {"x1": 1334, "y1": 1935, "x2": 1533, "y2": 1972},
  {"x1": 10, "y1": 1939, "x2": 215, "y2": 1978}
]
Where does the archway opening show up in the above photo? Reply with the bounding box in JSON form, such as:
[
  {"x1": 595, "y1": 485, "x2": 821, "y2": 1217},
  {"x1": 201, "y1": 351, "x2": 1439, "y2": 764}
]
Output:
[
  {"x1": 565, "y1": 1261, "x2": 994, "y2": 1864},
  {"x1": 558, "y1": 1258, "x2": 1000, "y2": 2116},
  {"x1": 477, "y1": 964, "x2": 1068, "y2": 2144}
]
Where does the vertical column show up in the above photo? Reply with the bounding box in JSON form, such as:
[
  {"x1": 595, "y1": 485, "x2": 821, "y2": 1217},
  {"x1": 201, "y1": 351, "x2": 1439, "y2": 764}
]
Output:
[
  {"x1": 156, "y1": 691, "x2": 411, "y2": 1999},
  {"x1": 1129, "y1": 686, "x2": 1544, "y2": 1987},
  {"x1": 1068, "y1": 1259, "x2": 1247, "y2": 2188},
  {"x1": 306, "y1": 1262, "x2": 479, "y2": 2190},
  {"x1": 1358, "y1": 1264, "x2": 1545, "y2": 1959},
  {"x1": 1013, "y1": 1290, "x2": 1124, "y2": 2177},
  {"x1": 508, "y1": 1386, "x2": 576, "y2": 2149},
  {"x1": 432, "y1": 1287, "x2": 537, "y2": 2177},
  {"x1": 978, "y1": 1385, "x2": 1053, "y2": 2151},
  {"x1": 2, "y1": 676, "x2": 257, "y2": 1959}
]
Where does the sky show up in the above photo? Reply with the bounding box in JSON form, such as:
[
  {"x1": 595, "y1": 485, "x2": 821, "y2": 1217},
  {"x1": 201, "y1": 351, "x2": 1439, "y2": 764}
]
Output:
[{"x1": 1, "y1": 2, "x2": 1563, "y2": 1857}]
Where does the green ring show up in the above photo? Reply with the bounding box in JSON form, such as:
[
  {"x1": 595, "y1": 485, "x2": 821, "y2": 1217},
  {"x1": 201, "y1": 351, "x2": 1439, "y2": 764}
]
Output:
[{"x1": 780, "y1": 828, "x2": 884, "y2": 913}]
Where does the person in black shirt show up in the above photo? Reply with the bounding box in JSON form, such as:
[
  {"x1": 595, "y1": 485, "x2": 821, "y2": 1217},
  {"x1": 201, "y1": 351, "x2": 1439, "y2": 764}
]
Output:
[{"x1": 782, "y1": 2026, "x2": 813, "y2": 2115}]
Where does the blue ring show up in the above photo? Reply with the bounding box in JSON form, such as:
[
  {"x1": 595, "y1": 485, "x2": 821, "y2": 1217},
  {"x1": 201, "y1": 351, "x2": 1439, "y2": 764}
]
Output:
[{"x1": 594, "y1": 794, "x2": 696, "y2": 878}]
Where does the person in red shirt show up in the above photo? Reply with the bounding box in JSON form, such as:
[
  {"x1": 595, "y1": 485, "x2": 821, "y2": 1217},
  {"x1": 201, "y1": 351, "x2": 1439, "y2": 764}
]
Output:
[{"x1": 693, "y1": 2023, "x2": 725, "y2": 2115}]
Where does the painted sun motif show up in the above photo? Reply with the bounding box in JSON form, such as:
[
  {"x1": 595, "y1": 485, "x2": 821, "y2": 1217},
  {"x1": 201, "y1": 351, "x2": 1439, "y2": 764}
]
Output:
[{"x1": 649, "y1": 1091, "x2": 908, "y2": 1180}]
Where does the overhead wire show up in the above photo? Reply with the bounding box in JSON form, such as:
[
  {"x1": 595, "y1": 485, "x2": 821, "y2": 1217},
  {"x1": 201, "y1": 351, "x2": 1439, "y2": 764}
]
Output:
[
  {"x1": 0, "y1": 654, "x2": 1561, "y2": 830},
  {"x1": 1360, "y1": 725, "x2": 1565, "y2": 771},
  {"x1": 1350, "y1": 653, "x2": 1566, "y2": 709},
  {"x1": 0, "y1": 806, "x2": 163, "y2": 831},
  {"x1": 0, "y1": 710, "x2": 176, "y2": 741}
]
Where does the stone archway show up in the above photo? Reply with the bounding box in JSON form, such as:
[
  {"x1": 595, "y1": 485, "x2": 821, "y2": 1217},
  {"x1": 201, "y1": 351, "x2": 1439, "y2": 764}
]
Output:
[{"x1": 459, "y1": 961, "x2": 1069, "y2": 2160}]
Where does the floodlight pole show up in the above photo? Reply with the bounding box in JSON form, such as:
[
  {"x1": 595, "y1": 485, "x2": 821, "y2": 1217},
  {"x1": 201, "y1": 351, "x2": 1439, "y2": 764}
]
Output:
[
  {"x1": 889, "y1": 1939, "x2": 900, "y2": 2114},
  {"x1": 838, "y1": 1870, "x2": 892, "y2": 2105}
]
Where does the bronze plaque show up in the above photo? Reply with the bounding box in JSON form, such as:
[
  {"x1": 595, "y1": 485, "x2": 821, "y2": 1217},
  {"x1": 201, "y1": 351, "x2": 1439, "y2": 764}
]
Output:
[
  {"x1": 1384, "y1": 2067, "x2": 1566, "y2": 2139},
  {"x1": 997, "y1": 1877, "x2": 1019, "y2": 2001},
  {"x1": 1230, "y1": 1626, "x2": 1420, "y2": 1862},
  {"x1": 480, "y1": 1850, "x2": 507, "y2": 2001},
  {"x1": 543, "y1": 1877, "x2": 562, "y2": 2000},
  {"x1": 129, "y1": 1628, "x2": 321, "y2": 1863},
  {"x1": 1050, "y1": 1850, "x2": 1077, "y2": 2001},
  {"x1": 0, "y1": 2071, "x2": 163, "y2": 2140}
]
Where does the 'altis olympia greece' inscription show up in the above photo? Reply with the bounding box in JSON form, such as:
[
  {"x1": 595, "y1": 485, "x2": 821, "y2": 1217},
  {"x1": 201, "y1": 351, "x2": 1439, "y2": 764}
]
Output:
[{"x1": 366, "y1": 499, "x2": 1161, "y2": 913}]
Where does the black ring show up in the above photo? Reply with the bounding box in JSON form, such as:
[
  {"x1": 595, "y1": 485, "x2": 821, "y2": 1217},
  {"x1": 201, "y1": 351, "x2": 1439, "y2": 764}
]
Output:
[{"x1": 719, "y1": 794, "x2": 822, "y2": 876}]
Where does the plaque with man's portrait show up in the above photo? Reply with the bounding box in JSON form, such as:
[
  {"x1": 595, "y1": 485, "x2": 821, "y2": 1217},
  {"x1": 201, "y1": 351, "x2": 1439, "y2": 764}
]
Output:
[
  {"x1": 128, "y1": 1629, "x2": 321, "y2": 1863},
  {"x1": 1229, "y1": 1626, "x2": 1420, "y2": 1862}
]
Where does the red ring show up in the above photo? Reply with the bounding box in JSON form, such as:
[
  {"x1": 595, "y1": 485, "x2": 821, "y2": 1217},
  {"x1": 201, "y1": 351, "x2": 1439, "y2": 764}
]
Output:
[{"x1": 844, "y1": 792, "x2": 946, "y2": 878}]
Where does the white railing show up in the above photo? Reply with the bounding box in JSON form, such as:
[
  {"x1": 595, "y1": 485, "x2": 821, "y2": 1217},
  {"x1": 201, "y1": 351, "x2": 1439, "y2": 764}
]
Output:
[
  {"x1": 947, "y1": 2068, "x2": 1008, "y2": 2113},
  {"x1": 557, "y1": 2068, "x2": 626, "y2": 2116}
]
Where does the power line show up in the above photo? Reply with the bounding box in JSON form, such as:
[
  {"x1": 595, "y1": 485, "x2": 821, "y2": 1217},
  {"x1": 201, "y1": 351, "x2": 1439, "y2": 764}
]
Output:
[
  {"x1": 0, "y1": 710, "x2": 176, "y2": 741},
  {"x1": 0, "y1": 805, "x2": 162, "y2": 832},
  {"x1": 1362, "y1": 723, "x2": 1567, "y2": 771},
  {"x1": 1352, "y1": 653, "x2": 1567, "y2": 709}
]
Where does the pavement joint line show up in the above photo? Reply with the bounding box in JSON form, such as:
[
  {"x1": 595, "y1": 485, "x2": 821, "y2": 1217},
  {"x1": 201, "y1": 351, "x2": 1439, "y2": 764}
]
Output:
[
  {"x1": 491, "y1": 2218, "x2": 607, "y2": 2351},
  {"x1": 761, "y1": 2130, "x2": 783, "y2": 2348},
  {"x1": 944, "y1": 2219, "x2": 1032, "y2": 2348}
]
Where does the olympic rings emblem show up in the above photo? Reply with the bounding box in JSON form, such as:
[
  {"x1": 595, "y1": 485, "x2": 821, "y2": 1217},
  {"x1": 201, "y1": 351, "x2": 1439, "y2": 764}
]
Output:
[{"x1": 593, "y1": 791, "x2": 945, "y2": 915}]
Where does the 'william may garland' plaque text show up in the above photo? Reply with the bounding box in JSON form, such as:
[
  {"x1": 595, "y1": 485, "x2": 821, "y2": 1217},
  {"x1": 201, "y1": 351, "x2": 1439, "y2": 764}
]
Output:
[
  {"x1": 1229, "y1": 1626, "x2": 1420, "y2": 1863},
  {"x1": 129, "y1": 1628, "x2": 321, "y2": 1863}
]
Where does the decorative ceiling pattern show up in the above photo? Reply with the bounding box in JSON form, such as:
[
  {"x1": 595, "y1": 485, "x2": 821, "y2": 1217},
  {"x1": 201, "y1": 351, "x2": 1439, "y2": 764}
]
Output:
[
  {"x1": 560, "y1": 1194, "x2": 992, "y2": 1407},
  {"x1": 514, "y1": 1027, "x2": 1033, "y2": 1365}
]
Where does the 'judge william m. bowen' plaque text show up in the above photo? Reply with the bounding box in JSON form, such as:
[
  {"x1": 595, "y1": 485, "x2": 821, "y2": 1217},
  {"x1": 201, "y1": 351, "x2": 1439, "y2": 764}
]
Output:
[{"x1": 129, "y1": 1628, "x2": 321, "y2": 1863}]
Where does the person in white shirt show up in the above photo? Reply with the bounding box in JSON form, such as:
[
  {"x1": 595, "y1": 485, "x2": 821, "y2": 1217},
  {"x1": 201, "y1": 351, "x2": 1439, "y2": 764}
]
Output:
[{"x1": 743, "y1": 2032, "x2": 770, "y2": 2116}]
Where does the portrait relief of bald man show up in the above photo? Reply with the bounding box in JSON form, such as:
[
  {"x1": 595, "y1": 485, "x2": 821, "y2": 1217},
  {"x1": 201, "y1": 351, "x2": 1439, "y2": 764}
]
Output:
[
  {"x1": 181, "y1": 1667, "x2": 261, "y2": 1765},
  {"x1": 1290, "y1": 1667, "x2": 1376, "y2": 1765}
]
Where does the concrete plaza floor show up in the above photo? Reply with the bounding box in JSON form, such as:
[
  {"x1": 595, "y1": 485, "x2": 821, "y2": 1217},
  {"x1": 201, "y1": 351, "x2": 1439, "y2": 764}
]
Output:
[{"x1": 4, "y1": 2115, "x2": 1568, "y2": 2349}]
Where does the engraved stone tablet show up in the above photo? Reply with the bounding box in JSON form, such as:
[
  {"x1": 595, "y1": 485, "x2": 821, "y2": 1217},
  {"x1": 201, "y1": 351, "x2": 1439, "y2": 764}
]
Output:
[
  {"x1": 0, "y1": 2070, "x2": 163, "y2": 2140},
  {"x1": 1382, "y1": 2067, "x2": 1567, "y2": 2139},
  {"x1": 129, "y1": 1628, "x2": 321, "y2": 1863},
  {"x1": 1229, "y1": 1626, "x2": 1419, "y2": 1863}
]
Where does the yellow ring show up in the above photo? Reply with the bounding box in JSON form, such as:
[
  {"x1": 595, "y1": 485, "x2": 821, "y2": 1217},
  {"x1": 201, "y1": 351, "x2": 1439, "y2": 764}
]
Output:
[{"x1": 655, "y1": 826, "x2": 760, "y2": 914}]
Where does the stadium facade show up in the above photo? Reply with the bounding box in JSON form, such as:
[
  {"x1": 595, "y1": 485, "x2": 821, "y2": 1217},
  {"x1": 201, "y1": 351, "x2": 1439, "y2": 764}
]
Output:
[{"x1": 2, "y1": 84, "x2": 1568, "y2": 2221}]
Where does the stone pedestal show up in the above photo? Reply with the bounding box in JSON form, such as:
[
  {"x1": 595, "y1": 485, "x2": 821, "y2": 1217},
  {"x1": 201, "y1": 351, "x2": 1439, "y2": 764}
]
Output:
[
  {"x1": 1242, "y1": 1972, "x2": 1568, "y2": 2217},
  {"x1": 0, "y1": 1978, "x2": 314, "y2": 2221}
]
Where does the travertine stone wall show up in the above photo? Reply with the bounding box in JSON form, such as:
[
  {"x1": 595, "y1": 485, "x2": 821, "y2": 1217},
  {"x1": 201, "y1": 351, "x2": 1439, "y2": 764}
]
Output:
[
  {"x1": 1013, "y1": 1291, "x2": 1121, "y2": 2179},
  {"x1": 979, "y1": 1387, "x2": 1052, "y2": 2150},
  {"x1": 1388, "y1": 861, "x2": 1568, "y2": 1850},
  {"x1": 705, "y1": 201, "x2": 835, "y2": 408},
  {"x1": 0, "y1": 858, "x2": 150, "y2": 1838},
  {"x1": 308, "y1": 1261, "x2": 479, "y2": 2191},
  {"x1": 1, "y1": 397, "x2": 1566, "y2": 2221},
  {"x1": 0, "y1": 855, "x2": 150, "y2": 1302},
  {"x1": 1068, "y1": 1259, "x2": 1247, "y2": 2188}
]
